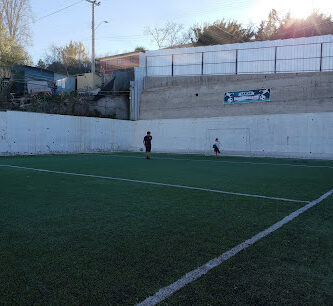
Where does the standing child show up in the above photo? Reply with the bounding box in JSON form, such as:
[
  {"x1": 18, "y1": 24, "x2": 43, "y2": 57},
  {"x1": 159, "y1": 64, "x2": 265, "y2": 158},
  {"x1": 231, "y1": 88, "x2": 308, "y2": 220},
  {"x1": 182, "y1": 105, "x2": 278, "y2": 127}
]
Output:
[
  {"x1": 143, "y1": 131, "x2": 152, "y2": 159},
  {"x1": 213, "y1": 138, "x2": 222, "y2": 158}
]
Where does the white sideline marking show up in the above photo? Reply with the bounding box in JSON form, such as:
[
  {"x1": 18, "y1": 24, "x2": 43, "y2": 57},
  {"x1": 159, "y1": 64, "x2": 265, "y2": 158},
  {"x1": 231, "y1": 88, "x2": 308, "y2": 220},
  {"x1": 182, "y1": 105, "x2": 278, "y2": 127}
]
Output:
[
  {"x1": 91, "y1": 154, "x2": 333, "y2": 169},
  {"x1": 137, "y1": 189, "x2": 333, "y2": 306},
  {"x1": 0, "y1": 164, "x2": 308, "y2": 203}
]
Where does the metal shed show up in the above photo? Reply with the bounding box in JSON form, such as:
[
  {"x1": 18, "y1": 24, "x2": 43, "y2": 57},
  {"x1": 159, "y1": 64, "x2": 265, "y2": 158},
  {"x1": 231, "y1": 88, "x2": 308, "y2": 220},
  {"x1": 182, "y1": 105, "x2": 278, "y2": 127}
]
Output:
[{"x1": 11, "y1": 65, "x2": 55, "y2": 95}]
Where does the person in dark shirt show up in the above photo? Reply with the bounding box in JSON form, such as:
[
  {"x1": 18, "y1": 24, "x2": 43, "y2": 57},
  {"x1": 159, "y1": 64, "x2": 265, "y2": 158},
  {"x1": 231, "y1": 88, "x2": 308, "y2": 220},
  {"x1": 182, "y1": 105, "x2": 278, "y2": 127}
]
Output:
[{"x1": 143, "y1": 131, "x2": 152, "y2": 159}]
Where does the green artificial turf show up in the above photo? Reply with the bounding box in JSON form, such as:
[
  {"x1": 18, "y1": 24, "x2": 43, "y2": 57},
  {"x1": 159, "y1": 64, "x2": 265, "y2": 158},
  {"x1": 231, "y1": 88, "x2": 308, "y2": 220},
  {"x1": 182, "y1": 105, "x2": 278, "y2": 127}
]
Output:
[
  {"x1": 162, "y1": 196, "x2": 333, "y2": 305},
  {"x1": 0, "y1": 153, "x2": 332, "y2": 305}
]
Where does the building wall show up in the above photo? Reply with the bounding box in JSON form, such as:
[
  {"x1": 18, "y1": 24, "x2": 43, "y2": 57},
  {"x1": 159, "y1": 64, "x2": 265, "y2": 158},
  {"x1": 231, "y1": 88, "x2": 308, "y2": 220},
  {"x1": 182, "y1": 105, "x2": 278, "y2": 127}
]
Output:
[
  {"x1": 1, "y1": 111, "x2": 332, "y2": 159},
  {"x1": 54, "y1": 73, "x2": 76, "y2": 93},
  {"x1": 100, "y1": 55, "x2": 139, "y2": 73},
  {"x1": 140, "y1": 72, "x2": 333, "y2": 119},
  {"x1": 11, "y1": 66, "x2": 55, "y2": 95},
  {"x1": 77, "y1": 73, "x2": 102, "y2": 91}
]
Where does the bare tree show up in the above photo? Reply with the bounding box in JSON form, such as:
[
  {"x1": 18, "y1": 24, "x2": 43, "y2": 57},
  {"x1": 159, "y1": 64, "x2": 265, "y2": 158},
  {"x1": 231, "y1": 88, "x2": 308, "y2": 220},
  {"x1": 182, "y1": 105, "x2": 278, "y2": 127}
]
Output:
[
  {"x1": 0, "y1": 0, "x2": 33, "y2": 44},
  {"x1": 144, "y1": 21, "x2": 190, "y2": 49},
  {"x1": 0, "y1": 2, "x2": 4, "y2": 24}
]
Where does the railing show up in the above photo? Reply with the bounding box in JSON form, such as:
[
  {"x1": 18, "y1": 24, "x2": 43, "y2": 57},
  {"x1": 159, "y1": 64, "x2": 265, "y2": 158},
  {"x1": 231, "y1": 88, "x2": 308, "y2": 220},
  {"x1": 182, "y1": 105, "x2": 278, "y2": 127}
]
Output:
[{"x1": 145, "y1": 41, "x2": 333, "y2": 77}]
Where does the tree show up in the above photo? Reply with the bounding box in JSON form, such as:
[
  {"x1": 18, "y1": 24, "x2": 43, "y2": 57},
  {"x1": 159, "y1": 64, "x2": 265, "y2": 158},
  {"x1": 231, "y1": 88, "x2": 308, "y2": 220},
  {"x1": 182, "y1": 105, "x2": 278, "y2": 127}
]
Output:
[
  {"x1": 191, "y1": 19, "x2": 255, "y2": 46},
  {"x1": 0, "y1": 24, "x2": 30, "y2": 65},
  {"x1": 0, "y1": 0, "x2": 33, "y2": 44},
  {"x1": 255, "y1": 9, "x2": 281, "y2": 41},
  {"x1": 134, "y1": 46, "x2": 146, "y2": 52},
  {"x1": 276, "y1": 11, "x2": 333, "y2": 39},
  {"x1": 144, "y1": 22, "x2": 190, "y2": 49},
  {"x1": 255, "y1": 9, "x2": 333, "y2": 41},
  {"x1": 45, "y1": 41, "x2": 91, "y2": 75},
  {"x1": 36, "y1": 59, "x2": 46, "y2": 69}
]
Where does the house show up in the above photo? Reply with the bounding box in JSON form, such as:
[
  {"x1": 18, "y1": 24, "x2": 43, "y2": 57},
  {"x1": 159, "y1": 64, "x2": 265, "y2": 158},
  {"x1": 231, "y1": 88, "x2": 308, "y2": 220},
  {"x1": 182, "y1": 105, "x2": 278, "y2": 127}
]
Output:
[
  {"x1": 9, "y1": 65, "x2": 76, "y2": 95},
  {"x1": 97, "y1": 51, "x2": 140, "y2": 74},
  {"x1": 11, "y1": 65, "x2": 55, "y2": 95}
]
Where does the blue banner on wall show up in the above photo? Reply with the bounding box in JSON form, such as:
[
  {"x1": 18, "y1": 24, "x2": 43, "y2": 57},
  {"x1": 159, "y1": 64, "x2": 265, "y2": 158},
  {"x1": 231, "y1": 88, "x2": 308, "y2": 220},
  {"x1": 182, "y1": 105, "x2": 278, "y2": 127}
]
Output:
[{"x1": 224, "y1": 89, "x2": 270, "y2": 104}]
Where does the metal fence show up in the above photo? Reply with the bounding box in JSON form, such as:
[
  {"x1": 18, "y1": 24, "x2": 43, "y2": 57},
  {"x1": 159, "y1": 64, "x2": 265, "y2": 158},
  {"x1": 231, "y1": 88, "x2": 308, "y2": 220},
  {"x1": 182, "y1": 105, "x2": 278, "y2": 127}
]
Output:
[{"x1": 144, "y1": 41, "x2": 333, "y2": 77}]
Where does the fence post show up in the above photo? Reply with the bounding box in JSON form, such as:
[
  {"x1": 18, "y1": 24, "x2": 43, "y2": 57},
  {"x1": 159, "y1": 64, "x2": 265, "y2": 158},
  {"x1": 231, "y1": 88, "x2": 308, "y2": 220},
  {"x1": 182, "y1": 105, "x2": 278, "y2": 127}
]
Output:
[
  {"x1": 274, "y1": 46, "x2": 277, "y2": 73},
  {"x1": 145, "y1": 56, "x2": 148, "y2": 76},
  {"x1": 172, "y1": 54, "x2": 174, "y2": 77},
  {"x1": 129, "y1": 81, "x2": 134, "y2": 121},
  {"x1": 320, "y1": 43, "x2": 323, "y2": 72},
  {"x1": 235, "y1": 49, "x2": 238, "y2": 75},
  {"x1": 201, "y1": 52, "x2": 204, "y2": 75}
]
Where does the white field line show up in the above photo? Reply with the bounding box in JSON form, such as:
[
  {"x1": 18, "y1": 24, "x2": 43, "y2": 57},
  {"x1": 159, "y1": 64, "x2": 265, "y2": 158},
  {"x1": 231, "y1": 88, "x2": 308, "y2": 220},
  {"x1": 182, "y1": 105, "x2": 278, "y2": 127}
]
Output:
[
  {"x1": 81, "y1": 154, "x2": 333, "y2": 169},
  {"x1": 137, "y1": 188, "x2": 333, "y2": 306},
  {"x1": 0, "y1": 164, "x2": 308, "y2": 204}
]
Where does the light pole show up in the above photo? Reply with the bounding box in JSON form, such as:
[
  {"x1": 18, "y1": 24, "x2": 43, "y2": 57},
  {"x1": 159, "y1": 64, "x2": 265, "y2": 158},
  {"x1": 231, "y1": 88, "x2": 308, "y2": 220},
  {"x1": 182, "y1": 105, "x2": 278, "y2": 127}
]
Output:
[
  {"x1": 86, "y1": 0, "x2": 101, "y2": 74},
  {"x1": 96, "y1": 20, "x2": 108, "y2": 31}
]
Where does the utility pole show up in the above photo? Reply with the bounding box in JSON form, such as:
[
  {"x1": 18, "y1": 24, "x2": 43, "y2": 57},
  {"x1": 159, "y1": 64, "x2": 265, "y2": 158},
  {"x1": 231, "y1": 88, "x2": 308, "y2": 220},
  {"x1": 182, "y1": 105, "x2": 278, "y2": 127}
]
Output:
[{"x1": 86, "y1": 0, "x2": 101, "y2": 74}]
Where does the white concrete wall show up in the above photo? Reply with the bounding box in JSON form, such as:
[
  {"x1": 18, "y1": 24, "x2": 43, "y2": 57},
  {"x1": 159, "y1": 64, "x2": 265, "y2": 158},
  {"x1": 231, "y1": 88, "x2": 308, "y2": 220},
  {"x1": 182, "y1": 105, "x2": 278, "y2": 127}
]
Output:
[
  {"x1": 0, "y1": 111, "x2": 134, "y2": 155},
  {"x1": 1, "y1": 111, "x2": 332, "y2": 159},
  {"x1": 132, "y1": 112, "x2": 333, "y2": 159}
]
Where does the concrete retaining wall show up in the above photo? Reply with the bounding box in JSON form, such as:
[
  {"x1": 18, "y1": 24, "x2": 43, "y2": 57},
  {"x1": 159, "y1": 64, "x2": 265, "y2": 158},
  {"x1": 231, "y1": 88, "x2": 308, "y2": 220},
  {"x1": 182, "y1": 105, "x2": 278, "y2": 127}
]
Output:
[
  {"x1": 90, "y1": 96, "x2": 129, "y2": 120},
  {"x1": 140, "y1": 72, "x2": 333, "y2": 120},
  {"x1": 0, "y1": 111, "x2": 133, "y2": 155},
  {"x1": 133, "y1": 112, "x2": 333, "y2": 159},
  {"x1": 1, "y1": 111, "x2": 332, "y2": 159}
]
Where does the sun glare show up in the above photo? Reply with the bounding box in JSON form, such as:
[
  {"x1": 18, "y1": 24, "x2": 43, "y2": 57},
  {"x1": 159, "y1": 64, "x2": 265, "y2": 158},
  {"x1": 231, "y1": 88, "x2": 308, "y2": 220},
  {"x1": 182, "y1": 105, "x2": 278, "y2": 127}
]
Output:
[
  {"x1": 250, "y1": 0, "x2": 333, "y2": 24},
  {"x1": 287, "y1": 0, "x2": 314, "y2": 19}
]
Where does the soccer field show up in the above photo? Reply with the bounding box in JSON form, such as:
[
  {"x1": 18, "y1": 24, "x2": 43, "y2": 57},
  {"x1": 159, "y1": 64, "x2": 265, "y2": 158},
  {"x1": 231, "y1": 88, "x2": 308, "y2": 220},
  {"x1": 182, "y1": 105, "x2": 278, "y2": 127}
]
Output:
[{"x1": 0, "y1": 153, "x2": 332, "y2": 305}]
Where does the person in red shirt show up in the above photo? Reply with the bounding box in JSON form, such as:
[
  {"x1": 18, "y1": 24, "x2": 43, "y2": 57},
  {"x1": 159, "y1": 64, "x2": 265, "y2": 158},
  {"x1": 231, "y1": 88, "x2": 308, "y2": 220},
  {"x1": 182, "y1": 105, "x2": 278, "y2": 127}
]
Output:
[{"x1": 143, "y1": 131, "x2": 152, "y2": 159}]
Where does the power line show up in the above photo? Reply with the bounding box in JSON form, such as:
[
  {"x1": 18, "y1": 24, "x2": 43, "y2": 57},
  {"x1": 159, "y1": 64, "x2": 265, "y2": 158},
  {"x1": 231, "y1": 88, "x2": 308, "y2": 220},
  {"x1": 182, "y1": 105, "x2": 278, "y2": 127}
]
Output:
[{"x1": 35, "y1": 0, "x2": 85, "y2": 22}]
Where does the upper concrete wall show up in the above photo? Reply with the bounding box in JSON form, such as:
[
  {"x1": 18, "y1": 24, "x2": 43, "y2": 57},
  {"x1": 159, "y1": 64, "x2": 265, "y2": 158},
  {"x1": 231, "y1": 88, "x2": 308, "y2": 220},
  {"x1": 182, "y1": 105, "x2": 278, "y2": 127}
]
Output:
[{"x1": 140, "y1": 72, "x2": 333, "y2": 120}]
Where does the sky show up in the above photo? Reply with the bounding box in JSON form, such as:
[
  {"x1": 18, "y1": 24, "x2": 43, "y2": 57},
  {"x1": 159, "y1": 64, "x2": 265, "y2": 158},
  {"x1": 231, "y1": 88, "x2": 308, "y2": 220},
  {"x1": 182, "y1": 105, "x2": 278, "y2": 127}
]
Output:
[{"x1": 28, "y1": 0, "x2": 333, "y2": 64}]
